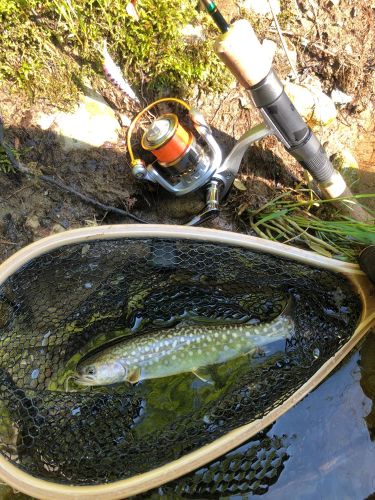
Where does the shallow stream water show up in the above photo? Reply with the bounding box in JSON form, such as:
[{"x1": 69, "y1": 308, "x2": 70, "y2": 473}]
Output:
[{"x1": 253, "y1": 332, "x2": 375, "y2": 500}]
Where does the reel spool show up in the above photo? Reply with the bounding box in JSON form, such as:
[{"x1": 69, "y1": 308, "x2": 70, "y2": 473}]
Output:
[
  {"x1": 141, "y1": 113, "x2": 206, "y2": 177},
  {"x1": 127, "y1": 98, "x2": 222, "y2": 198}
]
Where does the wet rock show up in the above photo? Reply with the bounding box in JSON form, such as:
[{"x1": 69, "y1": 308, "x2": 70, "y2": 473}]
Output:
[
  {"x1": 38, "y1": 90, "x2": 120, "y2": 151},
  {"x1": 157, "y1": 193, "x2": 205, "y2": 221}
]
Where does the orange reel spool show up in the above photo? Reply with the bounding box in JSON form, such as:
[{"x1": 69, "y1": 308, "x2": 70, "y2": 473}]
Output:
[{"x1": 141, "y1": 113, "x2": 193, "y2": 165}]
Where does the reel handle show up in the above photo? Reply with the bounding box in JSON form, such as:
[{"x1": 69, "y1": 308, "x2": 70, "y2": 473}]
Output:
[{"x1": 187, "y1": 180, "x2": 221, "y2": 226}]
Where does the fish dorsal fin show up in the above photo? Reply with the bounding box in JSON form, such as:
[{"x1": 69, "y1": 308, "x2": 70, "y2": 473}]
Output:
[{"x1": 173, "y1": 320, "x2": 197, "y2": 330}]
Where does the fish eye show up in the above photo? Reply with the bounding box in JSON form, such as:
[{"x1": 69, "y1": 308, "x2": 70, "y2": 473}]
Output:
[{"x1": 86, "y1": 366, "x2": 96, "y2": 376}]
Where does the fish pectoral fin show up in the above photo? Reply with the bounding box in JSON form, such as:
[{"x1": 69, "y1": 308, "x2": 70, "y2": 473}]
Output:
[
  {"x1": 248, "y1": 346, "x2": 266, "y2": 358},
  {"x1": 192, "y1": 368, "x2": 214, "y2": 385},
  {"x1": 128, "y1": 367, "x2": 141, "y2": 384}
]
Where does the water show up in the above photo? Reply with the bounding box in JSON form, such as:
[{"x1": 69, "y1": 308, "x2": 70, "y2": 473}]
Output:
[{"x1": 256, "y1": 332, "x2": 375, "y2": 500}]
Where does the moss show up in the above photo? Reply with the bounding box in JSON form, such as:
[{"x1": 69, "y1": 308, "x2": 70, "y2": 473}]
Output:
[{"x1": 0, "y1": 0, "x2": 232, "y2": 106}]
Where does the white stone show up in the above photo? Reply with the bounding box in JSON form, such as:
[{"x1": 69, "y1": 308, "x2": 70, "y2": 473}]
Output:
[
  {"x1": 180, "y1": 24, "x2": 204, "y2": 41},
  {"x1": 240, "y1": 0, "x2": 280, "y2": 17},
  {"x1": 25, "y1": 215, "x2": 40, "y2": 231},
  {"x1": 37, "y1": 90, "x2": 120, "y2": 151},
  {"x1": 284, "y1": 80, "x2": 337, "y2": 127},
  {"x1": 126, "y1": 2, "x2": 139, "y2": 20},
  {"x1": 331, "y1": 88, "x2": 353, "y2": 105}
]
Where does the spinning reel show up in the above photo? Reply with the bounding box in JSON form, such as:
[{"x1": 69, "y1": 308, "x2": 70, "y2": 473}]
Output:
[{"x1": 127, "y1": 98, "x2": 225, "y2": 225}]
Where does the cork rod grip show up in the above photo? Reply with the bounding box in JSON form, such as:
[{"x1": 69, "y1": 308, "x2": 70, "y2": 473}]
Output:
[{"x1": 214, "y1": 20, "x2": 272, "y2": 88}]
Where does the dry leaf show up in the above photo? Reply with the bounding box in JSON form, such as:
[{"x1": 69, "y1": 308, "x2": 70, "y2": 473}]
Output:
[{"x1": 234, "y1": 179, "x2": 247, "y2": 191}]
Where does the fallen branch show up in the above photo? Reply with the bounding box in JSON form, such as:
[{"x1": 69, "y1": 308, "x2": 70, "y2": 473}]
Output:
[{"x1": 0, "y1": 118, "x2": 147, "y2": 224}]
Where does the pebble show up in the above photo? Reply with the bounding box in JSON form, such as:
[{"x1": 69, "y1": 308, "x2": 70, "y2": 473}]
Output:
[
  {"x1": 25, "y1": 215, "x2": 40, "y2": 231},
  {"x1": 51, "y1": 223, "x2": 66, "y2": 234}
]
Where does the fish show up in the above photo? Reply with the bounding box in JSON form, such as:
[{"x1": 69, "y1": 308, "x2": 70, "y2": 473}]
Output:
[{"x1": 74, "y1": 298, "x2": 294, "y2": 386}]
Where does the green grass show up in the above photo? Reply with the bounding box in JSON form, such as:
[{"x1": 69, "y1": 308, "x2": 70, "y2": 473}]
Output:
[
  {"x1": 0, "y1": 0, "x2": 232, "y2": 105},
  {"x1": 0, "y1": 145, "x2": 17, "y2": 174},
  {"x1": 242, "y1": 188, "x2": 375, "y2": 262}
]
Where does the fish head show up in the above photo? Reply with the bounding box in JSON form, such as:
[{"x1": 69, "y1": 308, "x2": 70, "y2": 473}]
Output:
[{"x1": 75, "y1": 359, "x2": 128, "y2": 386}]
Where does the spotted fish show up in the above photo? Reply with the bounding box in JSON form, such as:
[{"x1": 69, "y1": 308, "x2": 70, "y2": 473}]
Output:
[{"x1": 74, "y1": 298, "x2": 294, "y2": 386}]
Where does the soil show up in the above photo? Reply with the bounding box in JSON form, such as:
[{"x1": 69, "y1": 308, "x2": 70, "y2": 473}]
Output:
[{"x1": 0, "y1": 0, "x2": 374, "y2": 263}]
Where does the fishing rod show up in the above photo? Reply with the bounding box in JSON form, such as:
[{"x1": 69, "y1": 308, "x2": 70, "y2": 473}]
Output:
[
  {"x1": 200, "y1": 0, "x2": 229, "y2": 33},
  {"x1": 126, "y1": 0, "x2": 369, "y2": 225}
]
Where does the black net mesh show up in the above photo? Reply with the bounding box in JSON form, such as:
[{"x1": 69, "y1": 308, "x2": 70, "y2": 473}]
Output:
[
  {"x1": 136, "y1": 430, "x2": 291, "y2": 498},
  {"x1": 0, "y1": 238, "x2": 361, "y2": 487}
]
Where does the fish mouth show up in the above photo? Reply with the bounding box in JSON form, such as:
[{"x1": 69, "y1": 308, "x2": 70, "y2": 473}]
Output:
[{"x1": 73, "y1": 375, "x2": 96, "y2": 386}]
